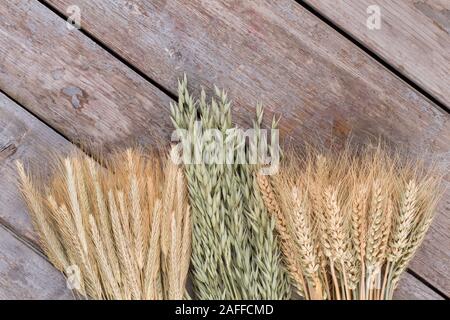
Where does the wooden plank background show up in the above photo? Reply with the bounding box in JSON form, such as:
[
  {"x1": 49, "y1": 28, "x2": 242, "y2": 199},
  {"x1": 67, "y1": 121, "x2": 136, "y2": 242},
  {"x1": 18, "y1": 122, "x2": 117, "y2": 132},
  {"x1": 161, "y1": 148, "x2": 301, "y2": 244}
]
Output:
[
  {"x1": 44, "y1": 0, "x2": 450, "y2": 296},
  {"x1": 0, "y1": 92, "x2": 73, "y2": 299},
  {"x1": 0, "y1": 89, "x2": 73, "y2": 243},
  {"x1": 0, "y1": 224, "x2": 72, "y2": 300},
  {"x1": 0, "y1": 0, "x2": 448, "y2": 299},
  {"x1": 0, "y1": 1, "x2": 172, "y2": 154},
  {"x1": 395, "y1": 273, "x2": 444, "y2": 300},
  {"x1": 0, "y1": 86, "x2": 437, "y2": 300},
  {"x1": 304, "y1": 0, "x2": 450, "y2": 109}
]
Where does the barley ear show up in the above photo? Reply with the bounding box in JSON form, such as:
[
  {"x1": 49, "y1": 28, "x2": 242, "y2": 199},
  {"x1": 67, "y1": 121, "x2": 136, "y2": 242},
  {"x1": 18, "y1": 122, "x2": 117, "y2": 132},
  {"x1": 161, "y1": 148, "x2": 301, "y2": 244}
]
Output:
[{"x1": 16, "y1": 161, "x2": 69, "y2": 271}]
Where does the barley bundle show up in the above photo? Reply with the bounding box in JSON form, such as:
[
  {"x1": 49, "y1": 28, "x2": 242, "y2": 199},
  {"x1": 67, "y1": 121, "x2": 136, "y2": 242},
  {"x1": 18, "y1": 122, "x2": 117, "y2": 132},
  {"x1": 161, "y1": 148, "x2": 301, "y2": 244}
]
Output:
[
  {"x1": 17, "y1": 148, "x2": 190, "y2": 300},
  {"x1": 170, "y1": 76, "x2": 290, "y2": 299},
  {"x1": 258, "y1": 146, "x2": 441, "y2": 300}
]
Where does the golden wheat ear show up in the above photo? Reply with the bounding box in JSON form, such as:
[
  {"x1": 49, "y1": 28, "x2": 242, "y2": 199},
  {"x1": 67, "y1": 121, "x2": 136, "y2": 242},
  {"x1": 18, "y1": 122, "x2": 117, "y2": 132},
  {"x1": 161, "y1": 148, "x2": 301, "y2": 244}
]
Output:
[
  {"x1": 265, "y1": 144, "x2": 442, "y2": 300},
  {"x1": 15, "y1": 161, "x2": 69, "y2": 271},
  {"x1": 15, "y1": 147, "x2": 191, "y2": 300},
  {"x1": 256, "y1": 173, "x2": 307, "y2": 299}
]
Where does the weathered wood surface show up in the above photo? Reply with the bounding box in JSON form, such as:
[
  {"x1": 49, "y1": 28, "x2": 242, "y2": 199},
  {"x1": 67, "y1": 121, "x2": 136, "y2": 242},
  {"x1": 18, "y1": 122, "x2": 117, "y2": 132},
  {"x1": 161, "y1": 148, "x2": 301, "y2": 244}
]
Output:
[
  {"x1": 0, "y1": 0, "x2": 446, "y2": 299},
  {"x1": 0, "y1": 224, "x2": 73, "y2": 299},
  {"x1": 394, "y1": 273, "x2": 444, "y2": 300},
  {"x1": 0, "y1": 0, "x2": 172, "y2": 155},
  {"x1": 0, "y1": 99, "x2": 435, "y2": 301},
  {"x1": 0, "y1": 93, "x2": 73, "y2": 299},
  {"x1": 304, "y1": 0, "x2": 450, "y2": 109},
  {"x1": 0, "y1": 93, "x2": 440, "y2": 302},
  {"x1": 0, "y1": 92, "x2": 75, "y2": 243},
  {"x1": 45, "y1": 0, "x2": 450, "y2": 296}
]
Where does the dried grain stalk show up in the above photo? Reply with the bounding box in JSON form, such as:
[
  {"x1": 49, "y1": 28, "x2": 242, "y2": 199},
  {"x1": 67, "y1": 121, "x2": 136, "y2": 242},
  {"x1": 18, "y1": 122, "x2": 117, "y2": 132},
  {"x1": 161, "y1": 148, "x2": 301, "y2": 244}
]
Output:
[
  {"x1": 170, "y1": 76, "x2": 290, "y2": 299},
  {"x1": 258, "y1": 145, "x2": 441, "y2": 300},
  {"x1": 17, "y1": 148, "x2": 190, "y2": 300}
]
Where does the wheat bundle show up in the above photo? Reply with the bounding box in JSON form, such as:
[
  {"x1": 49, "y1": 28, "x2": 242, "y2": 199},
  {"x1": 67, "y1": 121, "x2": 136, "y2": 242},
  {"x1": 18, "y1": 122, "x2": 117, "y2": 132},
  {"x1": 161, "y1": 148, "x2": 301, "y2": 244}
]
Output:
[
  {"x1": 258, "y1": 145, "x2": 441, "y2": 300},
  {"x1": 17, "y1": 148, "x2": 190, "y2": 300}
]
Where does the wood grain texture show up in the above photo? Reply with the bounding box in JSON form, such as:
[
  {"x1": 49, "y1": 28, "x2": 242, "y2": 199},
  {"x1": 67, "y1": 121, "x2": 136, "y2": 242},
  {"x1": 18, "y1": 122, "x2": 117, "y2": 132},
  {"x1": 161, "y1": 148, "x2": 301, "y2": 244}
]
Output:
[
  {"x1": 0, "y1": 0, "x2": 173, "y2": 156},
  {"x1": 304, "y1": 0, "x2": 450, "y2": 108},
  {"x1": 394, "y1": 273, "x2": 444, "y2": 300},
  {"x1": 0, "y1": 224, "x2": 73, "y2": 299},
  {"x1": 0, "y1": 0, "x2": 444, "y2": 300},
  {"x1": 45, "y1": 0, "x2": 450, "y2": 295},
  {"x1": 0, "y1": 92, "x2": 75, "y2": 243},
  {"x1": 0, "y1": 80, "x2": 439, "y2": 301},
  {"x1": 0, "y1": 92, "x2": 74, "y2": 299}
]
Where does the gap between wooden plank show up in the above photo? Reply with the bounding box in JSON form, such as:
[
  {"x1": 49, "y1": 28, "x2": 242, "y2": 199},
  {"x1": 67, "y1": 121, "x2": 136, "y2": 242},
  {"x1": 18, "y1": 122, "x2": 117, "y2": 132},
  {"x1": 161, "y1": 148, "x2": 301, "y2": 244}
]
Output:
[
  {"x1": 1, "y1": 219, "x2": 50, "y2": 267},
  {"x1": 36, "y1": 0, "x2": 177, "y2": 102},
  {"x1": 407, "y1": 268, "x2": 450, "y2": 301},
  {"x1": 0, "y1": 0, "x2": 172, "y2": 253},
  {"x1": 36, "y1": 0, "x2": 449, "y2": 299},
  {"x1": 40, "y1": 0, "x2": 450, "y2": 118},
  {"x1": 0, "y1": 87, "x2": 104, "y2": 170},
  {"x1": 295, "y1": 0, "x2": 450, "y2": 114},
  {"x1": 10, "y1": 0, "x2": 446, "y2": 300},
  {"x1": 0, "y1": 91, "x2": 75, "y2": 299},
  {"x1": 0, "y1": 223, "x2": 73, "y2": 299},
  {"x1": 292, "y1": 0, "x2": 450, "y2": 297},
  {"x1": 0, "y1": 87, "x2": 78, "y2": 248},
  {"x1": 0, "y1": 88, "x2": 73, "y2": 148},
  {"x1": 0, "y1": 89, "x2": 110, "y2": 247}
]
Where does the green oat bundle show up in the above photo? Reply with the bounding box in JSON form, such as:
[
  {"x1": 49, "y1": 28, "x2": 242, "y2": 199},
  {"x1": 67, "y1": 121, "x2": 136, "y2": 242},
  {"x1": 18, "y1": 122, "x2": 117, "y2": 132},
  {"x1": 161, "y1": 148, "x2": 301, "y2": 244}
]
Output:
[
  {"x1": 17, "y1": 148, "x2": 191, "y2": 300},
  {"x1": 258, "y1": 146, "x2": 441, "y2": 300},
  {"x1": 170, "y1": 76, "x2": 290, "y2": 299}
]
